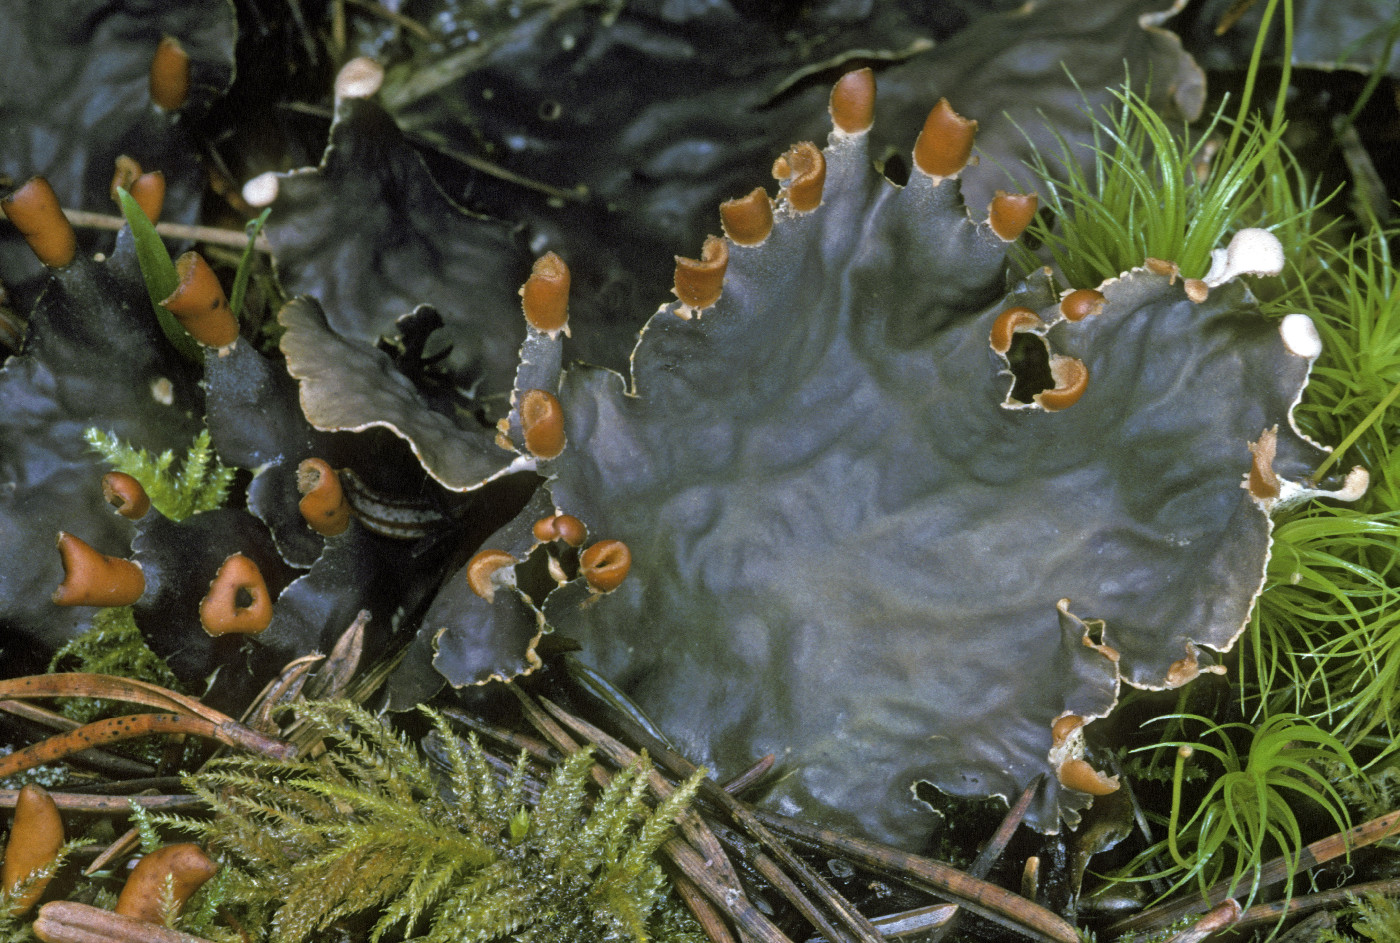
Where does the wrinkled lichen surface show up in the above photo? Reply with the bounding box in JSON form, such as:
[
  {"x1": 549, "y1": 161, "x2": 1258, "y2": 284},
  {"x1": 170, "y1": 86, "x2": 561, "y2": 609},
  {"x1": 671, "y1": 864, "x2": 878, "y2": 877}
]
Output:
[{"x1": 412, "y1": 78, "x2": 1352, "y2": 845}]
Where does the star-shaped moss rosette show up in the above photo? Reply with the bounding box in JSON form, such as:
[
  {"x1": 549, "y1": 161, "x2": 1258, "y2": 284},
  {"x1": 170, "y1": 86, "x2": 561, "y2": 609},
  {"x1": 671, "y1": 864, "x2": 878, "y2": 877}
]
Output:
[
  {"x1": 407, "y1": 69, "x2": 1367, "y2": 846},
  {"x1": 0, "y1": 180, "x2": 202, "y2": 658},
  {"x1": 0, "y1": 0, "x2": 236, "y2": 287}
]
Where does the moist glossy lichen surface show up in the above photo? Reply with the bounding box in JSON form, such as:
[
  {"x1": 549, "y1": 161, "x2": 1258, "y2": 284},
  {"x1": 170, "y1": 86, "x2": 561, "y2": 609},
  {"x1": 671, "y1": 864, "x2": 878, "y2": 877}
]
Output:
[{"x1": 414, "y1": 74, "x2": 1345, "y2": 846}]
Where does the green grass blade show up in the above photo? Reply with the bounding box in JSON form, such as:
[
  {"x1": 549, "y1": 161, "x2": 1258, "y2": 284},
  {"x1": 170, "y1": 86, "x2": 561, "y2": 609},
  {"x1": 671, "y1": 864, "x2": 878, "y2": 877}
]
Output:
[
  {"x1": 229, "y1": 208, "x2": 270, "y2": 320},
  {"x1": 115, "y1": 187, "x2": 202, "y2": 362}
]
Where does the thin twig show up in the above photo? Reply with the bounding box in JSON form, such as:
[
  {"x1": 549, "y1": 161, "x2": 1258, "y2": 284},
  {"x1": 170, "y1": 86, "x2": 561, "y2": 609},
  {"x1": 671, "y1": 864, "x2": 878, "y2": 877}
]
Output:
[
  {"x1": 0, "y1": 699, "x2": 155, "y2": 777},
  {"x1": 0, "y1": 790, "x2": 203, "y2": 813},
  {"x1": 924, "y1": 775, "x2": 1042, "y2": 943},
  {"x1": 1162, "y1": 899, "x2": 1241, "y2": 943},
  {"x1": 806, "y1": 905, "x2": 957, "y2": 943},
  {"x1": 1109, "y1": 807, "x2": 1400, "y2": 936},
  {"x1": 0, "y1": 207, "x2": 271, "y2": 251},
  {"x1": 1, "y1": 674, "x2": 220, "y2": 725},
  {"x1": 0, "y1": 712, "x2": 293, "y2": 779},
  {"x1": 342, "y1": 0, "x2": 433, "y2": 40},
  {"x1": 539, "y1": 696, "x2": 888, "y2": 943},
  {"x1": 34, "y1": 901, "x2": 218, "y2": 943},
  {"x1": 755, "y1": 810, "x2": 1080, "y2": 943},
  {"x1": 87, "y1": 826, "x2": 142, "y2": 876},
  {"x1": 1232, "y1": 877, "x2": 1400, "y2": 934},
  {"x1": 510, "y1": 688, "x2": 792, "y2": 943},
  {"x1": 440, "y1": 705, "x2": 562, "y2": 764},
  {"x1": 278, "y1": 100, "x2": 589, "y2": 203},
  {"x1": 722, "y1": 753, "x2": 776, "y2": 796}
]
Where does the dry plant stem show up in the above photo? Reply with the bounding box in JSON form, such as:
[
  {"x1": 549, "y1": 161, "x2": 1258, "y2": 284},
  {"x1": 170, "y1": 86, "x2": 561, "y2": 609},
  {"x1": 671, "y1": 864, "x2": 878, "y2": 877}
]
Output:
[
  {"x1": 1231, "y1": 877, "x2": 1400, "y2": 932},
  {"x1": 1109, "y1": 807, "x2": 1400, "y2": 936},
  {"x1": 1, "y1": 674, "x2": 221, "y2": 724},
  {"x1": 551, "y1": 684, "x2": 1074, "y2": 943},
  {"x1": 0, "y1": 699, "x2": 155, "y2": 777},
  {"x1": 278, "y1": 647, "x2": 405, "y2": 756},
  {"x1": 753, "y1": 810, "x2": 1078, "y2": 943},
  {"x1": 0, "y1": 791, "x2": 203, "y2": 813},
  {"x1": 721, "y1": 753, "x2": 776, "y2": 796},
  {"x1": 808, "y1": 905, "x2": 957, "y2": 943},
  {"x1": 441, "y1": 705, "x2": 562, "y2": 764},
  {"x1": 342, "y1": 0, "x2": 433, "y2": 40},
  {"x1": 243, "y1": 654, "x2": 322, "y2": 733},
  {"x1": 302, "y1": 610, "x2": 367, "y2": 700},
  {"x1": 732, "y1": 840, "x2": 852, "y2": 943},
  {"x1": 0, "y1": 207, "x2": 273, "y2": 252},
  {"x1": 537, "y1": 697, "x2": 870, "y2": 942},
  {"x1": 511, "y1": 688, "x2": 791, "y2": 943},
  {"x1": 1162, "y1": 900, "x2": 1241, "y2": 943},
  {"x1": 279, "y1": 101, "x2": 587, "y2": 203},
  {"x1": 0, "y1": 713, "x2": 290, "y2": 779},
  {"x1": 923, "y1": 776, "x2": 1042, "y2": 943},
  {"x1": 537, "y1": 696, "x2": 888, "y2": 943},
  {"x1": 0, "y1": 674, "x2": 294, "y2": 757},
  {"x1": 87, "y1": 827, "x2": 142, "y2": 877},
  {"x1": 32, "y1": 901, "x2": 217, "y2": 943},
  {"x1": 674, "y1": 876, "x2": 740, "y2": 943}
]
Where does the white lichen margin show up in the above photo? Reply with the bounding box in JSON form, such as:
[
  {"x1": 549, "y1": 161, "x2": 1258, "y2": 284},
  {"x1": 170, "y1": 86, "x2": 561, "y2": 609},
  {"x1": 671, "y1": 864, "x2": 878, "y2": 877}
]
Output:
[{"x1": 1202, "y1": 228, "x2": 1285, "y2": 287}]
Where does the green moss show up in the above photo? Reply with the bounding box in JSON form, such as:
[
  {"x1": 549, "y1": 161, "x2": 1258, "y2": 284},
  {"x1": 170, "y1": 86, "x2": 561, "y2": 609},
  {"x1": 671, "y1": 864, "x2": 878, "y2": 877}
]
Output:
[
  {"x1": 1319, "y1": 894, "x2": 1400, "y2": 942},
  {"x1": 84, "y1": 427, "x2": 235, "y2": 522},
  {"x1": 160, "y1": 701, "x2": 707, "y2": 943},
  {"x1": 47, "y1": 607, "x2": 183, "y2": 725}
]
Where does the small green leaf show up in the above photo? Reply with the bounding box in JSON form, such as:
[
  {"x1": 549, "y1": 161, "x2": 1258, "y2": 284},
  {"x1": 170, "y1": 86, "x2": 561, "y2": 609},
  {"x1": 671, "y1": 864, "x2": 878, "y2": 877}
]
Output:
[
  {"x1": 229, "y1": 207, "x2": 270, "y2": 320},
  {"x1": 115, "y1": 187, "x2": 202, "y2": 363},
  {"x1": 508, "y1": 806, "x2": 530, "y2": 845}
]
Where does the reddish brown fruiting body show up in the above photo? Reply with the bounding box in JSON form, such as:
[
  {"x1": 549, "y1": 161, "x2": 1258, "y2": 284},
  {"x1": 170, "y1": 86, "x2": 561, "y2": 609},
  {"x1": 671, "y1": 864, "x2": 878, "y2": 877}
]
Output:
[
  {"x1": 114, "y1": 843, "x2": 218, "y2": 923},
  {"x1": 296, "y1": 458, "x2": 350, "y2": 537},
  {"x1": 466, "y1": 549, "x2": 517, "y2": 602},
  {"x1": 199, "y1": 554, "x2": 272, "y2": 636},
  {"x1": 148, "y1": 36, "x2": 190, "y2": 111},
  {"x1": 987, "y1": 191, "x2": 1037, "y2": 241},
  {"x1": 2, "y1": 177, "x2": 77, "y2": 268},
  {"x1": 673, "y1": 236, "x2": 729, "y2": 312},
  {"x1": 913, "y1": 99, "x2": 977, "y2": 179},
  {"x1": 110, "y1": 156, "x2": 143, "y2": 201},
  {"x1": 1055, "y1": 758, "x2": 1119, "y2": 796},
  {"x1": 1035, "y1": 356, "x2": 1090, "y2": 412},
  {"x1": 989, "y1": 306, "x2": 1044, "y2": 356},
  {"x1": 580, "y1": 540, "x2": 631, "y2": 593},
  {"x1": 2, "y1": 784, "x2": 64, "y2": 914},
  {"x1": 771, "y1": 142, "x2": 826, "y2": 213},
  {"x1": 1183, "y1": 278, "x2": 1209, "y2": 303},
  {"x1": 162, "y1": 252, "x2": 238, "y2": 347},
  {"x1": 52, "y1": 533, "x2": 145, "y2": 607},
  {"x1": 128, "y1": 172, "x2": 166, "y2": 225},
  {"x1": 520, "y1": 252, "x2": 570, "y2": 334},
  {"x1": 533, "y1": 513, "x2": 587, "y2": 547},
  {"x1": 1166, "y1": 652, "x2": 1202, "y2": 686},
  {"x1": 828, "y1": 67, "x2": 875, "y2": 134},
  {"x1": 519, "y1": 389, "x2": 566, "y2": 459},
  {"x1": 1058, "y1": 289, "x2": 1106, "y2": 322},
  {"x1": 1050, "y1": 714, "x2": 1084, "y2": 747},
  {"x1": 720, "y1": 188, "x2": 774, "y2": 246},
  {"x1": 1246, "y1": 428, "x2": 1281, "y2": 501},
  {"x1": 1144, "y1": 257, "x2": 1179, "y2": 282},
  {"x1": 101, "y1": 472, "x2": 151, "y2": 520}
]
